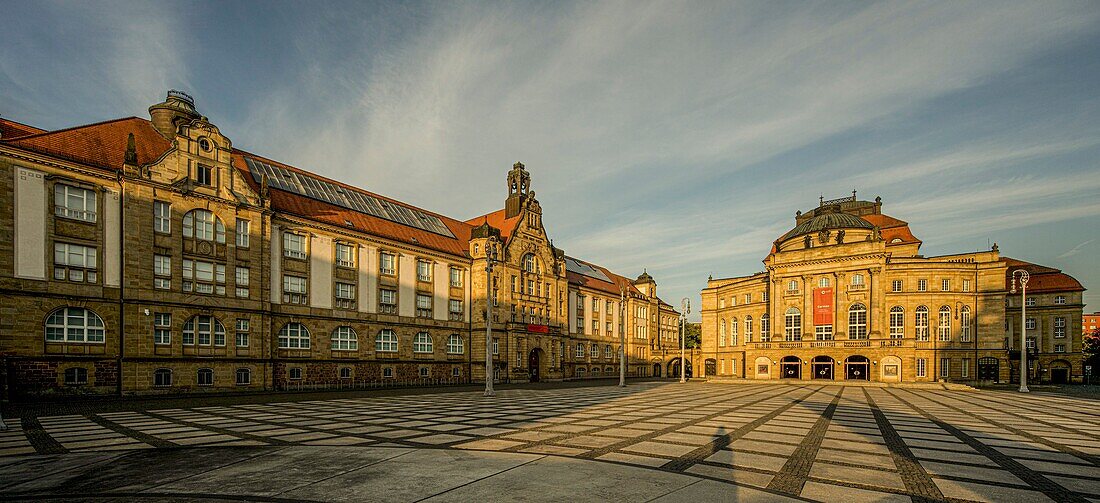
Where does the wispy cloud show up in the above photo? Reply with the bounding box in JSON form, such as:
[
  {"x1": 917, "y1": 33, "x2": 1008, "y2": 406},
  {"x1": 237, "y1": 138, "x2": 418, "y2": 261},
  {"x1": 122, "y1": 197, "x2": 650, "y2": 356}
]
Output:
[{"x1": 1059, "y1": 239, "x2": 1096, "y2": 259}]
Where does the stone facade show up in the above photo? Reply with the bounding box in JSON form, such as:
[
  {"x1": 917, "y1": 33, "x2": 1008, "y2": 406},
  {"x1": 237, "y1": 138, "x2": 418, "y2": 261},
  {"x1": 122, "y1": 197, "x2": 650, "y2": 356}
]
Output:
[{"x1": 699, "y1": 195, "x2": 1086, "y2": 384}]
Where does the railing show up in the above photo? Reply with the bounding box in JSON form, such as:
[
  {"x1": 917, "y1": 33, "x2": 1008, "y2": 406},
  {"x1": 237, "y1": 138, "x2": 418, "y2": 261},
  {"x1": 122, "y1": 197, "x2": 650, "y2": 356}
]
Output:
[{"x1": 842, "y1": 340, "x2": 871, "y2": 348}]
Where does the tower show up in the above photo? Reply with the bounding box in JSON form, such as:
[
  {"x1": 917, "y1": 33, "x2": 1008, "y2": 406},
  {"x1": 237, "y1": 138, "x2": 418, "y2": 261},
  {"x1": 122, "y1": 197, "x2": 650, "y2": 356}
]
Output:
[{"x1": 505, "y1": 161, "x2": 531, "y2": 218}]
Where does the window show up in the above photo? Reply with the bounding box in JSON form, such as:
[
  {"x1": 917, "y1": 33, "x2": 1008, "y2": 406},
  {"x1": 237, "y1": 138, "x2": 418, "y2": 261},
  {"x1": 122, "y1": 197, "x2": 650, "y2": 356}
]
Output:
[
  {"x1": 744, "y1": 293, "x2": 752, "y2": 304},
  {"x1": 283, "y1": 275, "x2": 307, "y2": 304},
  {"x1": 916, "y1": 358, "x2": 927, "y2": 378},
  {"x1": 379, "y1": 288, "x2": 397, "y2": 313},
  {"x1": 848, "y1": 304, "x2": 868, "y2": 339},
  {"x1": 383, "y1": 367, "x2": 393, "y2": 378},
  {"x1": 815, "y1": 324, "x2": 833, "y2": 341},
  {"x1": 447, "y1": 334, "x2": 464, "y2": 354},
  {"x1": 760, "y1": 314, "x2": 770, "y2": 342},
  {"x1": 941, "y1": 279, "x2": 951, "y2": 292},
  {"x1": 1054, "y1": 295, "x2": 1066, "y2": 305},
  {"x1": 183, "y1": 209, "x2": 225, "y2": 243},
  {"x1": 183, "y1": 315, "x2": 226, "y2": 346},
  {"x1": 851, "y1": 274, "x2": 864, "y2": 286},
  {"x1": 1025, "y1": 318, "x2": 1036, "y2": 330},
  {"x1": 762, "y1": 290, "x2": 768, "y2": 302},
  {"x1": 915, "y1": 306, "x2": 929, "y2": 341},
  {"x1": 235, "y1": 318, "x2": 250, "y2": 347},
  {"x1": 54, "y1": 243, "x2": 97, "y2": 283},
  {"x1": 605, "y1": 345, "x2": 613, "y2": 359},
  {"x1": 962, "y1": 280, "x2": 971, "y2": 293},
  {"x1": 197, "y1": 368, "x2": 214, "y2": 386},
  {"x1": 575, "y1": 343, "x2": 584, "y2": 358},
  {"x1": 154, "y1": 313, "x2": 171, "y2": 345},
  {"x1": 784, "y1": 307, "x2": 802, "y2": 341},
  {"x1": 939, "y1": 358, "x2": 949, "y2": 378},
  {"x1": 235, "y1": 267, "x2": 249, "y2": 298},
  {"x1": 730, "y1": 317, "x2": 739, "y2": 342},
  {"x1": 335, "y1": 242, "x2": 354, "y2": 268},
  {"x1": 1054, "y1": 317, "x2": 1066, "y2": 338},
  {"x1": 891, "y1": 280, "x2": 902, "y2": 292},
  {"x1": 523, "y1": 254, "x2": 539, "y2": 273},
  {"x1": 418, "y1": 367, "x2": 430, "y2": 378},
  {"x1": 449, "y1": 299, "x2": 463, "y2": 320},
  {"x1": 236, "y1": 368, "x2": 251, "y2": 385},
  {"x1": 331, "y1": 326, "x2": 357, "y2": 351},
  {"x1": 54, "y1": 184, "x2": 96, "y2": 222},
  {"x1": 283, "y1": 232, "x2": 307, "y2": 259},
  {"x1": 154, "y1": 254, "x2": 171, "y2": 289},
  {"x1": 938, "y1": 306, "x2": 951, "y2": 341},
  {"x1": 417, "y1": 260, "x2": 432, "y2": 282},
  {"x1": 961, "y1": 359, "x2": 969, "y2": 378},
  {"x1": 819, "y1": 277, "x2": 830, "y2": 288},
  {"x1": 289, "y1": 368, "x2": 303, "y2": 380},
  {"x1": 198, "y1": 137, "x2": 213, "y2": 152},
  {"x1": 452, "y1": 368, "x2": 461, "y2": 378},
  {"x1": 183, "y1": 259, "x2": 226, "y2": 295},
  {"x1": 591, "y1": 344, "x2": 599, "y2": 358},
  {"x1": 492, "y1": 338, "x2": 499, "y2": 355},
  {"x1": 340, "y1": 367, "x2": 352, "y2": 379},
  {"x1": 278, "y1": 322, "x2": 310, "y2": 349},
  {"x1": 787, "y1": 280, "x2": 799, "y2": 292},
  {"x1": 917, "y1": 279, "x2": 927, "y2": 292},
  {"x1": 1026, "y1": 337, "x2": 1036, "y2": 350},
  {"x1": 376, "y1": 330, "x2": 398, "y2": 352},
  {"x1": 154, "y1": 201, "x2": 171, "y2": 233},
  {"x1": 64, "y1": 367, "x2": 88, "y2": 386},
  {"x1": 154, "y1": 368, "x2": 172, "y2": 387},
  {"x1": 450, "y1": 267, "x2": 463, "y2": 287},
  {"x1": 335, "y1": 282, "x2": 356, "y2": 309},
  {"x1": 743, "y1": 316, "x2": 752, "y2": 344},
  {"x1": 1025, "y1": 297, "x2": 1036, "y2": 307},
  {"x1": 196, "y1": 164, "x2": 213, "y2": 186},
  {"x1": 889, "y1": 306, "x2": 904, "y2": 339},
  {"x1": 45, "y1": 307, "x2": 105, "y2": 343},
  {"x1": 234, "y1": 219, "x2": 250, "y2": 248},
  {"x1": 593, "y1": 298, "x2": 600, "y2": 312},
  {"x1": 414, "y1": 332, "x2": 433, "y2": 353},
  {"x1": 380, "y1": 252, "x2": 396, "y2": 275},
  {"x1": 416, "y1": 293, "x2": 432, "y2": 318},
  {"x1": 729, "y1": 297, "x2": 736, "y2": 307},
  {"x1": 1055, "y1": 344, "x2": 1066, "y2": 353},
  {"x1": 960, "y1": 307, "x2": 971, "y2": 342}
]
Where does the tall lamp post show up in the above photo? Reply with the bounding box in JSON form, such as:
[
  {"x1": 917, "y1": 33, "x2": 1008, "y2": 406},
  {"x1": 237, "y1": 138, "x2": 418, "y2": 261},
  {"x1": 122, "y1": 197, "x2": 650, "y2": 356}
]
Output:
[
  {"x1": 484, "y1": 237, "x2": 500, "y2": 397},
  {"x1": 680, "y1": 298, "x2": 690, "y2": 383},
  {"x1": 1011, "y1": 269, "x2": 1030, "y2": 393},
  {"x1": 619, "y1": 286, "x2": 626, "y2": 387}
]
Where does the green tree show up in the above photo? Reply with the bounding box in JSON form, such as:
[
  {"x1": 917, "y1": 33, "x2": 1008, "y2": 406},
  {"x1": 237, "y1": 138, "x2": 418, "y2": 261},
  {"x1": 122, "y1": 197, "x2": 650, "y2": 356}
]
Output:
[
  {"x1": 1084, "y1": 328, "x2": 1100, "y2": 356},
  {"x1": 684, "y1": 322, "x2": 701, "y2": 348}
]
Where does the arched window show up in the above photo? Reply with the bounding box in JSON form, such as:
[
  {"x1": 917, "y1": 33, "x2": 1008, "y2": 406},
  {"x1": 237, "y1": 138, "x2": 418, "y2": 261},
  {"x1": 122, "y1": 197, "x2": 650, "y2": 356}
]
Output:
[
  {"x1": 45, "y1": 307, "x2": 105, "y2": 343},
  {"x1": 760, "y1": 314, "x2": 770, "y2": 342},
  {"x1": 744, "y1": 316, "x2": 753, "y2": 344},
  {"x1": 889, "y1": 306, "x2": 904, "y2": 338},
  {"x1": 278, "y1": 322, "x2": 310, "y2": 349},
  {"x1": 235, "y1": 368, "x2": 251, "y2": 385},
  {"x1": 605, "y1": 345, "x2": 613, "y2": 358},
  {"x1": 153, "y1": 368, "x2": 172, "y2": 387},
  {"x1": 376, "y1": 329, "x2": 398, "y2": 352},
  {"x1": 184, "y1": 315, "x2": 226, "y2": 346},
  {"x1": 915, "y1": 306, "x2": 929, "y2": 341},
  {"x1": 182, "y1": 209, "x2": 225, "y2": 243},
  {"x1": 848, "y1": 303, "x2": 868, "y2": 339},
  {"x1": 523, "y1": 253, "x2": 539, "y2": 274},
  {"x1": 784, "y1": 307, "x2": 802, "y2": 341},
  {"x1": 730, "y1": 317, "x2": 739, "y2": 338},
  {"x1": 447, "y1": 334, "x2": 464, "y2": 354},
  {"x1": 331, "y1": 326, "x2": 357, "y2": 351},
  {"x1": 575, "y1": 343, "x2": 584, "y2": 358},
  {"x1": 719, "y1": 318, "x2": 726, "y2": 346},
  {"x1": 413, "y1": 332, "x2": 433, "y2": 353},
  {"x1": 938, "y1": 306, "x2": 951, "y2": 341},
  {"x1": 960, "y1": 306, "x2": 972, "y2": 342},
  {"x1": 197, "y1": 368, "x2": 214, "y2": 386},
  {"x1": 590, "y1": 343, "x2": 599, "y2": 358}
]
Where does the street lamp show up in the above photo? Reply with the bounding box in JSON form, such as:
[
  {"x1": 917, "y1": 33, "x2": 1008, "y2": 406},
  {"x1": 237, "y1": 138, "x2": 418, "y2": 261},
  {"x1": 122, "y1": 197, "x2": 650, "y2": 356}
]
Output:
[
  {"x1": 619, "y1": 285, "x2": 626, "y2": 387},
  {"x1": 680, "y1": 298, "x2": 691, "y2": 383},
  {"x1": 1011, "y1": 269, "x2": 1030, "y2": 393},
  {"x1": 484, "y1": 236, "x2": 500, "y2": 397}
]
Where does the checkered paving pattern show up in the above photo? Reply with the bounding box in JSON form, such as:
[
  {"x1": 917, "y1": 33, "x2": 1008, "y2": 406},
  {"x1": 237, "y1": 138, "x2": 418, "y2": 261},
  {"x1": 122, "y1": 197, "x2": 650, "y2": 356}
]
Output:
[{"x1": 4, "y1": 383, "x2": 1099, "y2": 502}]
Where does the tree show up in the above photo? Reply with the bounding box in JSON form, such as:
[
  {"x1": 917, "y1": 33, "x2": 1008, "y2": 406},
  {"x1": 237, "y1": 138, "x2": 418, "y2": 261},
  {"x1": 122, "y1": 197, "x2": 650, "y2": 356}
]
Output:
[
  {"x1": 1084, "y1": 328, "x2": 1100, "y2": 356},
  {"x1": 684, "y1": 322, "x2": 702, "y2": 348}
]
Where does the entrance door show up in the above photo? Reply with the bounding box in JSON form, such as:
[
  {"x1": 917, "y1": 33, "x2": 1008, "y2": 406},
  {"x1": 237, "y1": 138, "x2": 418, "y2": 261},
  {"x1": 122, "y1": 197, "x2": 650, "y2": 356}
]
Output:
[
  {"x1": 781, "y1": 363, "x2": 800, "y2": 379},
  {"x1": 978, "y1": 358, "x2": 999, "y2": 381},
  {"x1": 1051, "y1": 368, "x2": 1068, "y2": 384},
  {"x1": 528, "y1": 350, "x2": 540, "y2": 382},
  {"x1": 813, "y1": 362, "x2": 833, "y2": 379},
  {"x1": 654, "y1": 363, "x2": 662, "y2": 377},
  {"x1": 846, "y1": 363, "x2": 868, "y2": 380}
]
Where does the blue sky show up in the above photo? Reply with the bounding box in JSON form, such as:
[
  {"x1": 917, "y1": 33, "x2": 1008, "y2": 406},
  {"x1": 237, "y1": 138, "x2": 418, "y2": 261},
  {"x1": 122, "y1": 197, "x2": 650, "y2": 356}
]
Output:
[{"x1": 3, "y1": 1, "x2": 1099, "y2": 319}]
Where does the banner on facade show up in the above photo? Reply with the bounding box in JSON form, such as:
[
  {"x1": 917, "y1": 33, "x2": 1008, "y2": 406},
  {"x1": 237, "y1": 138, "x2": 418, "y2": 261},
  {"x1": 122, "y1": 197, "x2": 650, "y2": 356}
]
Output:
[
  {"x1": 813, "y1": 287, "x2": 833, "y2": 325},
  {"x1": 527, "y1": 324, "x2": 549, "y2": 333}
]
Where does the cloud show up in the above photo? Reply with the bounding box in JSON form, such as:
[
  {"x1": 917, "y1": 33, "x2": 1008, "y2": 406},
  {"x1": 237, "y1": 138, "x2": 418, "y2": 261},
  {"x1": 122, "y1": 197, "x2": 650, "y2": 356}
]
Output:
[{"x1": 1059, "y1": 239, "x2": 1096, "y2": 259}]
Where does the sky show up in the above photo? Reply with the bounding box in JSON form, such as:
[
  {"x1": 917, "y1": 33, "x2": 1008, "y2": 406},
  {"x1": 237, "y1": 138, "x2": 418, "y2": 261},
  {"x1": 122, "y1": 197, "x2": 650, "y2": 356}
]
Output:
[{"x1": 2, "y1": 1, "x2": 1099, "y2": 320}]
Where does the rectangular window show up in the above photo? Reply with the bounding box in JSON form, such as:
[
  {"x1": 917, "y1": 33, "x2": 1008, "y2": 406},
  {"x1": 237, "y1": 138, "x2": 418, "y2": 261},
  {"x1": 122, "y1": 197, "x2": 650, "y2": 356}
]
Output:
[
  {"x1": 416, "y1": 293, "x2": 432, "y2": 318},
  {"x1": 54, "y1": 242, "x2": 98, "y2": 283},
  {"x1": 182, "y1": 259, "x2": 225, "y2": 295},
  {"x1": 1025, "y1": 297, "x2": 1036, "y2": 307},
  {"x1": 235, "y1": 267, "x2": 249, "y2": 298},
  {"x1": 940, "y1": 358, "x2": 949, "y2": 377},
  {"x1": 196, "y1": 164, "x2": 213, "y2": 186},
  {"x1": 942, "y1": 279, "x2": 951, "y2": 292},
  {"x1": 1025, "y1": 318, "x2": 1036, "y2": 330},
  {"x1": 236, "y1": 219, "x2": 250, "y2": 248},
  {"x1": 335, "y1": 242, "x2": 354, "y2": 268},
  {"x1": 379, "y1": 252, "x2": 395, "y2": 275},
  {"x1": 450, "y1": 267, "x2": 463, "y2": 287},
  {"x1": 891, "y1": 280, "x2": 902, "y2": 292},
  {"x1": 283, "y1": 232, "x2": 306, "y2": 259},
  {"x1": 1054, "y1": 317, "x2": 1066, "y2": 338},
  {"x1": 283, "y1": 275, "x2": 307, "y2": 304},
  {"x1": 492, "y1": 338, "x2": 499, "y2": 355},
  {"x1": 917, "y1": 279, "x2": 927, "y2": 292},
  {"x1": 235, "y1": 318, "x2": 250, "y2": 347},
  {"x1": 962, "y1": 280, "x2": 971, "y2": 293},
  {"x1": 154, "y1": 254, "x2": 171, "y2": 289},
  {"x1": 379, "y1": 288, "x2": 397, "y2": 313},
  {"x1": 417, "y1": 260, "x2": 432, "y2": 282},
  {"x1": 449, "y1": 299, "x2": 463, "y2": 321},
  {"x1": 335, "y1": 282, "x2": 355, "y2": 309},
  {"x1": 54, "y1": 184, "x2": 97, "y2": 222},
  {"x1": 593, "y1": 298, "x2": 600, "y2": 312},
  {"x1": 961, "y1": 359, "x2": 969, "y2": 378},
  {"x1": 154, "y1": 313, "x2": 171, "y2": 345},
  {"x1": 1055, "y1": 344, "x2": 1066, "y2": 353},
  {"x1": 154, "y1": 201, "x2": 171, "y2": 233},
  {"x1": 1054, "y1": 295, "x2": 1066, "y2": 305},
  {"x1": 1026, "y1": 337, "x2": 1036, "y2": 349},
  {"x1": 916, "y1": 358, "x2": 927, "y2": 378},
  {"x1": 762, "y1": 290, "x2": 768, "y2": 302},
  {"x1": 815, "y1": 325, "x2": 833, "y2": 341}
]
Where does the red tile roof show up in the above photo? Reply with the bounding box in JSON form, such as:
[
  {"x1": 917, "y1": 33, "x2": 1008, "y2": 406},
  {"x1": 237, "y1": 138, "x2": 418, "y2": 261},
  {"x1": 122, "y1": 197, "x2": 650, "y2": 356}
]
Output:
[
  {"x1": 2, "y1": 117, "x2": 171, "y2": 172},
  {"x1": 862, "y1": 213, "x2": 921, "y2": 246},
  {"x1": 1001, "y1": 257, "x2": 1084, "y2": 293},
  {"x1": 232, "y1": 149, "x2": 473, "y2": 258},
  {"x1": 0, "y1": 117, "x2": 46, "y2": 139},
  {"x1": 464, "y1": 209, "x2": 521, "y2": 242}
]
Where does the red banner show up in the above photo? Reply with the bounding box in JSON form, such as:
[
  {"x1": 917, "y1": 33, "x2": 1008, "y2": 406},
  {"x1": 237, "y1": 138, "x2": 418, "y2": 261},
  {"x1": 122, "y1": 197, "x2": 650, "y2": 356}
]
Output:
[
  {"x1": 813, "y1": 287, "x2": 833, "y2": 325},
  {"x1": 527, "y1": 324, "x2": 549, "y2": 333}
]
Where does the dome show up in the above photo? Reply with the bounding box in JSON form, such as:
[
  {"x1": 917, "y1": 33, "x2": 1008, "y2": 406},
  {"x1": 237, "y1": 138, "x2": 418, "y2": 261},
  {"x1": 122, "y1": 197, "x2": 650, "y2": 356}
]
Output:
[
  {"x1": 635, "y1": 269, "x2": 654, "y2": 283},
  {"x1": 778, "y1": 210, "x2": 873, "y2": 242}
]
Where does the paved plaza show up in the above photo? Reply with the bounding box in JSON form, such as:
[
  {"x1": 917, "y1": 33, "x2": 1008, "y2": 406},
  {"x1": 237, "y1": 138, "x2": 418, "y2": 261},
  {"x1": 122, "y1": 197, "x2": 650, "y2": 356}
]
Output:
[{"x1": 0, "y1": 382, "x2": 1098, "y2": 502}]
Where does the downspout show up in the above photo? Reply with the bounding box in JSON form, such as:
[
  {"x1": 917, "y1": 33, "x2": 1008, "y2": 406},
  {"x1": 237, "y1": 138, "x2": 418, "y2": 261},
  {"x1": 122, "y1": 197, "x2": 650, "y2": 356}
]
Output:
[{"x1": 116, "y1": 171, "x2": 125, "y2": 397}]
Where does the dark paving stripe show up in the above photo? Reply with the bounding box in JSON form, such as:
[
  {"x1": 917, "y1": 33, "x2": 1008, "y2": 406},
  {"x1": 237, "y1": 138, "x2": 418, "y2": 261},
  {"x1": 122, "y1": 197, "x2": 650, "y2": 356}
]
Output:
[
  {"x1": 862, "y1": 388, "x2": 944, "y2": 503},
  {"x1": 86, "y1": 414, "x2": 176, "y2": 449},
  {"x1": 142, "y1": 410, "x2": 289, "y2": 446},
  {"x1": 766, "y1": 388, "x2": 843, "y2": 495},
  {"x1": 0, "y1": 491, "x2": 324, "y2": 502},
  {"x1": 20, "y1": 416, "x2": 67, "y2": 455},
  {"x1": 883, "y1": 388, "x2": 1090, "y2": 503},
  {"x1": 659, "y1": 385, "x2": 826, "y2": 472}
]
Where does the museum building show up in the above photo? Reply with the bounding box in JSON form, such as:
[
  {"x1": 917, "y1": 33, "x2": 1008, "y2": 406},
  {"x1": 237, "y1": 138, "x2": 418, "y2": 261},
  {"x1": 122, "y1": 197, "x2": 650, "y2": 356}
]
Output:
[
  {"x1": 699, "y1": 195, "x2": 1085, "y2": 383},
  {"x1": 0, "y1": 91, "x2": 678, "y2": 398}
]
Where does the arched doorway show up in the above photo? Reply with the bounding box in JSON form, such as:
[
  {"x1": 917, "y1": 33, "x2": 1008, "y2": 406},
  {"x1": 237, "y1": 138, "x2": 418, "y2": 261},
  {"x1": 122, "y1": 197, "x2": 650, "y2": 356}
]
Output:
[
  {"x1": 528, "y1": 348, "x2": 543, "y2": 382},
  {"x1": 977, "y1": 357, "x2": 999, "y2": 381},
  {"x1": 669, "y1": 358, "x2": 692, "y2": 379},
  {"x1": 812, "y1": 356, "x2": 834, "y2": 380},
  {"x1": 1049, "y1": 359, "x2": 1071, "y2": 384},
  {"x1": 653, "y1": 363, "x2": 662, "y2": 378},
  {"x1": 780, "y1": 356, "x2": 801, "y2": 379},
  {"x1": 845, "y1": 355, "x2": 869, "y2": 380}
]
